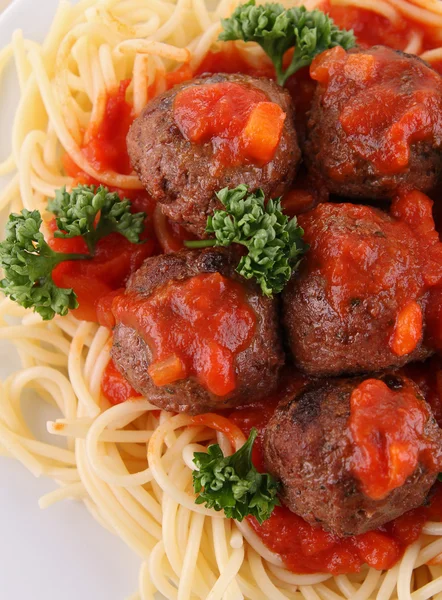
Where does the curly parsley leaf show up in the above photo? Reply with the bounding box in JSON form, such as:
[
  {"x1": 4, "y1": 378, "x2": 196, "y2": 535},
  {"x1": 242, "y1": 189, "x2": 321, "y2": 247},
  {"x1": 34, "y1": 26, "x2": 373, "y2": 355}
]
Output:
[
  {"x1": 192, "y1": 428, "x2": 280, "y2": 524},
  {"x1": 185, "y1": 185, "x2": 307, "y2": 296},
  {"x1": 220, "y1": 1, "x2": 356, "y2": 86},
  {"x1": 48, "y1": 184, "x2": 145, "y2": 255},
  {"x1": 0, "y1": 210, "x2": 85, "y2": 320},
  {"x1": 0, "y1": 185, "x2": 147, "y2": 320}
]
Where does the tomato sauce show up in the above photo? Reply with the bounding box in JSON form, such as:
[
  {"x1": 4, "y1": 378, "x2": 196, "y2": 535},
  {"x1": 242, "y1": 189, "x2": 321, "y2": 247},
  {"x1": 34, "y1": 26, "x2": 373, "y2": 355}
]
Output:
[
  {"x1": 82, "y1": 79, "x2": 133, "y2": 175},
  {"x1": 321, "y1": 0, "x2": 442, "y2": 55},
  {"x1": 112, "y1": 273, "x2": 256, "y2": 396},
  {"x1": 59, "y1": 77, "x2": 160, "y2": 322},
  {"x1": 49, "y1": 219, "x2": 155, "y2": 323},
  {"x1": 228, "y1": 388, "x2": 442, "y2": 575},
  {"x1": 173, "y1": 81, "x2": 285, "y2": 166},
  {"x1": 310, "y1": 45, "x2": 442, "y2": 177},
  {"x1": 101, "y1": 358, "x2": 142, "y2": 405},
  {"x1": 349, "y1": 378, "x2": 441, "y2": 500}
]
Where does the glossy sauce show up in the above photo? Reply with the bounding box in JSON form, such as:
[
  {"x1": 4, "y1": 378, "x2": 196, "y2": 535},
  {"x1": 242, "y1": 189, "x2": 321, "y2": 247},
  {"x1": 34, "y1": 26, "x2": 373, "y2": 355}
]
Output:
[
  {"x1": 173, "y1": 81, "x2": 285, "y2": 166},
  {"x1": 82, "y1": 79, "x2": 133, "y2": 175},
  {"x1": 310, "y1": 45, "x2": 442, "y2": 177},
  {"x1": 228, "y1": 390, "x2": 442, "y2": 575},
  {"x1": 112, "y1": 273, "x2": 256, "y2": 396},
  {"x1": 349, "y1": 378, "x2": 440, "y2": 500}
]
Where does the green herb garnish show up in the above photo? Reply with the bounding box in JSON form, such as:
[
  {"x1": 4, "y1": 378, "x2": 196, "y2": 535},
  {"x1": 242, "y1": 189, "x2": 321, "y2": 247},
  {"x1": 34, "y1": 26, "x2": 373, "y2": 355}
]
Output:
[
  {"x1": 0, "y1": 210, "x2": 85, "y2": 320},
  {"x1": 192, "y1": 428, "x2": 280, "y2": 524},
  {"x1": 185, "y1": 185, "x2": 307, "y2": 296},
  {"x1": 49, "y1": 184, "x2": 145, "y2": 255},
  {"x1": 220, "y1": 1, "x2": 356, "y2": 86},
  {"x1": 0, "y1": 185, "x2": 145, "y2": 320}
]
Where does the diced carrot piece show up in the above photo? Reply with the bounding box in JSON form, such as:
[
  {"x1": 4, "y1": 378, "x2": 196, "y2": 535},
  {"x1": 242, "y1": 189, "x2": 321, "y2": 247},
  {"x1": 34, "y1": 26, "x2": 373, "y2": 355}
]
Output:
[
  {"x1": 148, "y1": 354, "x2": 187, "y2": 386},
  {"x1": 344, "y1": 54, "x2": 376, "y2": 83},
  {"x1": 310, "y1": 45, "x2": 347, "y2": 84},
  {"x1": 241, "y1": 101, "x2": 286, "y2": 164},
  {"x1": 390, "y1": 301, "x2": 423, "y2": 356}
]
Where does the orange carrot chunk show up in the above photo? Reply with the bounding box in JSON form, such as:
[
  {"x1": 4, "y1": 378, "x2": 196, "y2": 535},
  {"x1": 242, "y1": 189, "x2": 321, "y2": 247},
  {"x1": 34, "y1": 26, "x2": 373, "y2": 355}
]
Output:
[
  {"x1": 148, "y1": 354, "x2": 187, "y2": 386},
  {"x1": 241, "y1": 101, "x2": 286, "y2": 164},
  {"x1": 390, "y1": 301, "x2": 423, "y2": 356}
]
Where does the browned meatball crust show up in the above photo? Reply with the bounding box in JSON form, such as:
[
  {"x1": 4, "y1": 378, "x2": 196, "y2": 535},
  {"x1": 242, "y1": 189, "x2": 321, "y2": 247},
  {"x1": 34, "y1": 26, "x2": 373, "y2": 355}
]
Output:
[
  {"x1": 283, "y1": 202, "x2": 433, "y2": 377},
  {"x1": 127, "y1": 73, "x2": 301, "y2": 237},
  {"x1": 304, "y1": 46, "x2": 442, "y2": 198},
  {"x1": 111, "y1": 248, "x2": 284, "y2": 414},
  {"x1": 263, "y1": 374, "x2": 442, "y2": 537}
]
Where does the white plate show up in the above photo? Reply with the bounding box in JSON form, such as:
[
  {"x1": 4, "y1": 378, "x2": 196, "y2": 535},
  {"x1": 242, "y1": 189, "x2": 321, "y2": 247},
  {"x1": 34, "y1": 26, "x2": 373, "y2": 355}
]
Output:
[{"x1": 0, "y1": 3, "x2": 154, "y2": 599}]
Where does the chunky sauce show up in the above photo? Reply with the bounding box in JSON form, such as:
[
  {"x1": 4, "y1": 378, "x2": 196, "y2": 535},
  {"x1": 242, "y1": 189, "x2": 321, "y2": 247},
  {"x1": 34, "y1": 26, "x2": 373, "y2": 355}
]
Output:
[
  {"x1": 173, "y1": 81, "x2": 286, "y2": 166},
  {"x1": 227, "y1": 391, "x2": 442, "y2": 575},
  {"x1": 298, "y1": 192, "x2": 442, "y2": 356},
  {"x1": 112, "y1": 273, "x2": 256, "y2": 396},
  {"x1": 310, "y1": 45, "x2": 442, "y2": 177},
  {"x1": 349, "y1": 378, "x2": 440, "y2": 500}
]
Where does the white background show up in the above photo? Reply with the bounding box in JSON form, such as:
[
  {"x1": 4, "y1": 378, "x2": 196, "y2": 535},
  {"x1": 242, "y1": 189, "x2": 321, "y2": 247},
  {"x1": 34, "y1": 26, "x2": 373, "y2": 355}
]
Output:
[{"x1": 0, "y1": 2, "x2": 145, "y2": 598}]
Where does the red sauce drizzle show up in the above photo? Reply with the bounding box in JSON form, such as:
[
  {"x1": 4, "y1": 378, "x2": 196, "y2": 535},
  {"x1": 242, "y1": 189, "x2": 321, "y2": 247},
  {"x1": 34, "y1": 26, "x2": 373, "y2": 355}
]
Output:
[
  {"x1": 112, "y1": 273, "x2": 256, "y2": 396},
  {"x1": 82, "y1": 79, "x2": 134, "y2": 175},
  {"x1": 228, "y1": 386, "x2": 442, "y2": 575}
]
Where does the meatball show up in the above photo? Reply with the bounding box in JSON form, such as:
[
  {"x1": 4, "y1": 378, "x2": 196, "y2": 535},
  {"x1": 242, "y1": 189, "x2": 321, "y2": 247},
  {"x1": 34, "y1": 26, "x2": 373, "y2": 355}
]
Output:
[
  {"x1": 304, "y1": 45, "x2": 442, "y2": 198},
  {"x1": 127, "y1": 73, "x2": 300, "y2": 237},
  {"x1": 263, "y1": 374, "x2": 442, "y2": 536},
  {"x1": 111, "y1": 248, "x2": 284, "y2": 414},
  {"x1": 283, "y1": 193, "x2": 442, "y2": 377}
]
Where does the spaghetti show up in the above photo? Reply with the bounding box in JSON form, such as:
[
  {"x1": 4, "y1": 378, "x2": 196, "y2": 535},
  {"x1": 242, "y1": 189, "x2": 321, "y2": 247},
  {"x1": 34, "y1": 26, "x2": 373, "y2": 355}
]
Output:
[{"x1": 2, "y1": 0, "x2": 442, "y2": 599}]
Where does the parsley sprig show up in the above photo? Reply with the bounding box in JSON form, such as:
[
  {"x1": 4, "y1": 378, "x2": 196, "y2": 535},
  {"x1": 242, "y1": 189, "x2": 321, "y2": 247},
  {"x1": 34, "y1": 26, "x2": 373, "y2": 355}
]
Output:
[
  {"x1": 185, "y1": 185, "x2": 307, "y2": 296},
  {"x1": 193, "y1": 428, "x2": 280, "y2": 524},
  {"x1": 0, "y1": 210, "x2": 85, "y2": 320},
  {"x1": 220, "y1": 1, "x2": 356, "y2": 86},
  {"x1": 0, "y1": 185, "x2": 146, "y2": 320},
  {"x1": 49, "y1": 185, "x2": 145, "y2": 255}
]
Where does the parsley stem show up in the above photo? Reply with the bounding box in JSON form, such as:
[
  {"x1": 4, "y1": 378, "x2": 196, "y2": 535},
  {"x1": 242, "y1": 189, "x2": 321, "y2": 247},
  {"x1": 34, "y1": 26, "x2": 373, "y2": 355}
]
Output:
[{"x1": 184, "y1": 239, "x2": 217, "y2": 249}]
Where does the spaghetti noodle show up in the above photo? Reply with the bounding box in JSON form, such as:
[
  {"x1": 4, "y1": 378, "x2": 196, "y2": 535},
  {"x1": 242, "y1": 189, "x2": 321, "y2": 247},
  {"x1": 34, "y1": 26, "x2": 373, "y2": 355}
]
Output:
[{"x1": 2, "y1": 0, "x2": 442, "y2": 598}]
